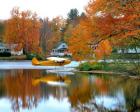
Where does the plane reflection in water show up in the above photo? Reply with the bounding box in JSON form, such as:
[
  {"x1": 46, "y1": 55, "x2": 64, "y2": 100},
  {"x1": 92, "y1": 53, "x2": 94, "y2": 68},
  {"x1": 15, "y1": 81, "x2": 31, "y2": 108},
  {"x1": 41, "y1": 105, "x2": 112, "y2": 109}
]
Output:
[{"x1": 32, "y1": 75, "x2": 71, "y2": 87}]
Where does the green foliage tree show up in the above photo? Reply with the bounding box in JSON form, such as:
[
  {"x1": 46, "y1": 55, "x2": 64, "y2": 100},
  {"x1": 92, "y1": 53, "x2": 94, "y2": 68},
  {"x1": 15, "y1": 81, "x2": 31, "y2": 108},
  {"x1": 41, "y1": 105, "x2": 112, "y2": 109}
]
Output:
[{"x1": 67, "y1": 8, "x2": 79, "y2": 21}]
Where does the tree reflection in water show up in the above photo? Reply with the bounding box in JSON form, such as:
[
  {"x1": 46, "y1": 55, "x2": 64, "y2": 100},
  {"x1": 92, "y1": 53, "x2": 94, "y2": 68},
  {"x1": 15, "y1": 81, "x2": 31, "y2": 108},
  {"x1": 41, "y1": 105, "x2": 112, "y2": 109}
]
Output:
[
  {"x1": 69, "y1": 74, "x2": 140, "y2": 112},
  {"x1": 4, "y1": 70, "x2": 41, "y2": 112},
  {"x1": 68, "y1": 75, "x2": 111, "y2": 111},
  {"x1": 1, "y1": 70, "x2": 140, "y2": 112}
]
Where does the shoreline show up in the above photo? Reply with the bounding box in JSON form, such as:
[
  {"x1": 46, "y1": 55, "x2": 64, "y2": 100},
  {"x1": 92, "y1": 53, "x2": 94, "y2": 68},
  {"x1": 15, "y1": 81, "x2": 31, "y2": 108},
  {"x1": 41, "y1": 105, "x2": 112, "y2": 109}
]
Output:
[
  {"x1": 0, "y1": 61, "x2": 139, "y2": 79},
  {"x1": 0, "y1": 61, "x2": 79, "y2": 70},
  {"x1": 75, "y1": 70, "x2": 140, "y2": 79}
]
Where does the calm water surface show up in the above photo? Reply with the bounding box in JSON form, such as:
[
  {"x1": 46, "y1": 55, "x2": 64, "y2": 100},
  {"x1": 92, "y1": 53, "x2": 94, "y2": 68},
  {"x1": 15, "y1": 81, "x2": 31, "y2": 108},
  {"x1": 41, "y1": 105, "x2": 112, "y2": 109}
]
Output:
[{"x1": 0, "y1": 69, "x2": 140, "y2": 112}]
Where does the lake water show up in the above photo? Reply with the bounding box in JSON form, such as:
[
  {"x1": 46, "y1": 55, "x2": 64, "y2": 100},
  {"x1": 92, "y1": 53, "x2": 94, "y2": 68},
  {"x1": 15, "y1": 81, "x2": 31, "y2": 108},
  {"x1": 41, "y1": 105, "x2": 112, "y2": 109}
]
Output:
[{"x1": 0, "y1": 69, "x2": 140, "y2": 112}]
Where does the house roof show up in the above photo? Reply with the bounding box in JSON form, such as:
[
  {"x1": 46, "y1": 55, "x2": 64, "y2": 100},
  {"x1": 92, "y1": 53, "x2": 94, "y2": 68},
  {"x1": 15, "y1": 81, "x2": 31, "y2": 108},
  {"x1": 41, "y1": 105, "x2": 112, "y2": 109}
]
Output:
[
  {"x1": 53, "y1": 41, "x2": 68, "y2": 50},
  {"x1": 55, "y1": 42, "x2": 68, "y2": 50}
]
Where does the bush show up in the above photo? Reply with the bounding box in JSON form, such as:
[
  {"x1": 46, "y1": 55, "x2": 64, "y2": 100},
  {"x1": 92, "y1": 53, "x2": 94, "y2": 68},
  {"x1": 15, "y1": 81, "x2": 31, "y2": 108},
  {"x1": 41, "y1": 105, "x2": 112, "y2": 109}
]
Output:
[
  {"x1": 77, "y1": 62, "x2": 116, "y2": 71},
  {"x1": 78, "y1": 62, "x2": 92, "y2": 71},
  {"x1": 92, "y1": 63, "x2": 104, "y2": 70},
  {"x1": 0, "y1": 52, "x2": 11, "y2": 57},
  {"x1": 26, "y1": 53, "x2": 44, "y2": 60},
  {"x1": 77, "y1": 62, "x2": 103, "y2": 71}
]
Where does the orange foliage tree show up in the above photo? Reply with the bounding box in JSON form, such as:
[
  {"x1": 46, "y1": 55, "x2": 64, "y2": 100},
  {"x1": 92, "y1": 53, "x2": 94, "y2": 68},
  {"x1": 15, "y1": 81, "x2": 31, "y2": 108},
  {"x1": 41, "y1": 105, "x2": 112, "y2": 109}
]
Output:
[
  {"x1": 67, "y1": 17, "x2": 94, "y2": 60},
  {"x1": 95, "y1": 40, "x2": 112, "y2": 60},
  {"x1": 88, "y1": 0, "x2": 140, "y2": 57},
  {"x1": 87, "y1": 0, "x2": 140, "y2": 45},
  {"x1": 5, "y1": 7, "x2": 41, "y2": 54},
  {"x1": 67, "y1": 0, "x2": 140, "y2": 60}
]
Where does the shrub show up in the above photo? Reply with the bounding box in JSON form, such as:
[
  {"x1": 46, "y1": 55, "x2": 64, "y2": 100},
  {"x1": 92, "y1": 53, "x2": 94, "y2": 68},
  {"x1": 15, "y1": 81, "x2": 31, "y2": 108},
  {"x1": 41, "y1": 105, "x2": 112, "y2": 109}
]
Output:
[
  {"x1": 0, "y1": 52, "x2": 11, "y2": 57},
  {"x1": 26, "y1": 53, "x2": 44, "y2": 60},
  {"x1": 77, "y1": 62, "x2": 113, "y2": 71},
  {"x1": 92, "y1": 63, "x2": 103, "y2": 70},
  {"x1": 77, "y1": 62, "x2": 103, "y2": 71},
  {"x1": 78, "y1": 62, "x2": 92, "y2": 71}
]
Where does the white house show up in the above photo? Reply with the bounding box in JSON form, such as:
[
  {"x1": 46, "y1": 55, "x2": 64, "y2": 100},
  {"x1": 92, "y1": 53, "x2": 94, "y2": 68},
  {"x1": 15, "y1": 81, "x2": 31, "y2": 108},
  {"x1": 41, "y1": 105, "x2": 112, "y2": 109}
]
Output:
[
  {"x1": 0, "y1": 43, "x2": 23, "y2": 56},
  {"x1": 0, "y1": 43, "x2": 11, "y2": 54},
  {"x1": 50, "y1": 42, "x2": 72, "y2": 57}
]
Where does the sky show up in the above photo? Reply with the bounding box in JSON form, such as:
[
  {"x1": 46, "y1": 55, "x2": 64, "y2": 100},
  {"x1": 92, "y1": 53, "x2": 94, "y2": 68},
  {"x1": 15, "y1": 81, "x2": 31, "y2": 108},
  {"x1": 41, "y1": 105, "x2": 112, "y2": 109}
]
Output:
[{"x1": 0, "y1": 0, "x2": 89, "y2": 20}]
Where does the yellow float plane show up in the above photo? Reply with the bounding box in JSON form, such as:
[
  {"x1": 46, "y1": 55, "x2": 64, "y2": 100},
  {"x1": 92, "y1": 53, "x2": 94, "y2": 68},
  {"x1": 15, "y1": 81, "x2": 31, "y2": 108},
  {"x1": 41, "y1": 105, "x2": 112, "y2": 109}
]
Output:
[{"x1": 32, "y1": 57, "x2": 71, "y2": 66}]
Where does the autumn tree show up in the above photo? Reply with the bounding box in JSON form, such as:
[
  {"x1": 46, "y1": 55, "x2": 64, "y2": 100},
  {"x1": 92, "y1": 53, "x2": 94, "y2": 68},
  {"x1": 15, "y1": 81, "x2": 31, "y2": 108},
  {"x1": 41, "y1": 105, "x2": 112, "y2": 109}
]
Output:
[
  {"x1": 47, "y1": 16, "x2": 65, "y2": 54},
  {"x1": 61, "y1": 10, "x2": 88, "y2": 60},
  {"x1": 4, "y1": 7, "x2": 41, "y2": 54},
  {"x1": 87, "y1": 0, "x2": 140, "y2": 54},
  {"x1": 40, "y1": 16, "x2": 65, "y2": 56},
  {"x1": 40, "y1": 18, "x2": 51, "y2": 57},
  {"x1": 67, "y1": 17, "x2": 94, "y2": 60},
  {"x1": 67, "y1": 0, "x2": 140, "y2": 60},
  {"x1": 63, "y1": 9, "x2": 81, "y2": 40},
  {"x1": 87, "y1": 0, "x2": 140, "y2": 74}
]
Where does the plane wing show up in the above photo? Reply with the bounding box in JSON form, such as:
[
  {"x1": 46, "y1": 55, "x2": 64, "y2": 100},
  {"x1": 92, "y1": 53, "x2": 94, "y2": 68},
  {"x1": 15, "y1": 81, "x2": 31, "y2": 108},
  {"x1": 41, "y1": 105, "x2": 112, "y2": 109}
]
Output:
[{"x1": 47, "y1": 57, "x2": 68, "y2": 62}]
